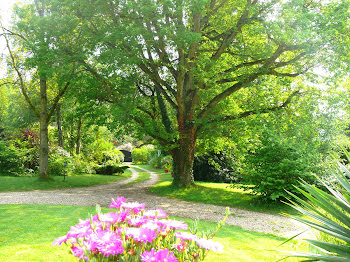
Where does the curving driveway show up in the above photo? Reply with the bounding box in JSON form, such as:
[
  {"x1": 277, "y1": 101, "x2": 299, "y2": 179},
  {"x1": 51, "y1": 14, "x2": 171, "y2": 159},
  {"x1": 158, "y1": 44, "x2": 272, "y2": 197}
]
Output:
[{"x1": 0, "y1": 166, "x2": 306, "y2": 237}]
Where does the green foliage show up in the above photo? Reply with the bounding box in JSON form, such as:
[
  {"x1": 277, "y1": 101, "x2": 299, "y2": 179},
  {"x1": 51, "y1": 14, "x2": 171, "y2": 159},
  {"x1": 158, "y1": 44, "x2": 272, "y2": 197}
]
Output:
[
  {"x1": 0, "y1": 141, "x2": 23, "y2": 176},
  {"x1": 193, "y1": 151, "x2": 236, "y2": 183},
  {"x1": 131, "y1": 147, "x2": 149, "y2": 164},
  {"x1": 244, "y1": 130, "x2": 316, "y2": 201},
  {"x1": 94, "y1": 165, "x2": 129, "y2": 176},
  {"x1": 84, "y1": 127, "x2": 122, "y2": 165},
  {"x1": 161, "y1": 155, "x2": 173, "y2": 171},
  {"x1": 48, "y1": 145, "x2": 71, "y2": 176},
  {"x1": 147, "y1": 149, "x2": 168, "y2": 169},
  {"x1": 287, "y1": 158, "x2": 350, "y2": 261},
  {"x1": 70, "y1": 155, "x2": 96, "y2": 175}
]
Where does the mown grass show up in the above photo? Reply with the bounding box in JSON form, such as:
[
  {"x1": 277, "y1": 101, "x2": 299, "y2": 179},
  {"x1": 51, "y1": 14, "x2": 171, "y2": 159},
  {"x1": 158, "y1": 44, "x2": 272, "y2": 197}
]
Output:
[
  {"x1": 0, "y1": 204, "x2": 306, "y2": 262},
  {"x1": 136, "y1": 164, "x2": 165, "y2": 173},
  {"x1": 123, "y1": 166, "x2": 150, "y2": 186},
  {"x1": 0, "y1": 169, "x2": 132, "y2": 192},
  {"x1": 148, "y1": 171, "x2": 294, "y2": 215}
]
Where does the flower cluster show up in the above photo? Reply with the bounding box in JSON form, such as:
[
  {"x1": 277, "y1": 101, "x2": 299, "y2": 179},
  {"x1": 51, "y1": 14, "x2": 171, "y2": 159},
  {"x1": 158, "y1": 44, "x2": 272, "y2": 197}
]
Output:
[{"x1": 53, "y1": 196, "x2": 223, "y2": 261}]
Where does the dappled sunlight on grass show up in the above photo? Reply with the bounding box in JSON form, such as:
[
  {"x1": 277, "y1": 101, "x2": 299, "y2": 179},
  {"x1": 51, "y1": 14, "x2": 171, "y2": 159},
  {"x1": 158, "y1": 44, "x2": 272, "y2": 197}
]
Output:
[{"x1": 149, "y1": 173, "x2": 294, "y2": 215}]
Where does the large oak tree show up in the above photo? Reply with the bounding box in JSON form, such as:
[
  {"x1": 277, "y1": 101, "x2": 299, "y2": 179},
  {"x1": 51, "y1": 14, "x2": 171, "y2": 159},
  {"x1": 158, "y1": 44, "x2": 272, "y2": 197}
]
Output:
[{"x1": 36, "y1": 0, "x2": 350, "y2": 186}]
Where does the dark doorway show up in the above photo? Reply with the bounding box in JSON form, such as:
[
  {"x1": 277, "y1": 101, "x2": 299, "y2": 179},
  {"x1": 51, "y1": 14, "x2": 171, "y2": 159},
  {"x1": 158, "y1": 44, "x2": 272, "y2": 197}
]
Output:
[{"x1": 120, "y1": 150, "x2": 132, "y2": 162}]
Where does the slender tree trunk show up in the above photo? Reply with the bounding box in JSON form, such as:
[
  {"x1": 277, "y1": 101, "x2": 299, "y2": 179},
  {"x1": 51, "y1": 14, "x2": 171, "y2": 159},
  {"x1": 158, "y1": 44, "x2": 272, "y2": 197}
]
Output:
[
  {"x1": 57, "y1": 103, "x2": 64, "y2": 147},
  {"x1": 69, "y1": 121, "x2": 75, "y2": 154},
  {"x1": 39, "y1": 78, "x2": 49, "y2": 180},
  {"x1": 75, "y1": 115, "x2": 83, "y2": 155}
]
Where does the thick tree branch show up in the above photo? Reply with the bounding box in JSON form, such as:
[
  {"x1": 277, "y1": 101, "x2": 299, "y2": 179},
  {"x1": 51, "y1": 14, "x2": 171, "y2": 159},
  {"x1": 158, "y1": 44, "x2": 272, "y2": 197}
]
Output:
[
  {"x1": 133, "y1": 116, "x2": 171, "y2": 146},
  {"x1": 203, "y1": 90, "x2": 301, "y2": 127}
]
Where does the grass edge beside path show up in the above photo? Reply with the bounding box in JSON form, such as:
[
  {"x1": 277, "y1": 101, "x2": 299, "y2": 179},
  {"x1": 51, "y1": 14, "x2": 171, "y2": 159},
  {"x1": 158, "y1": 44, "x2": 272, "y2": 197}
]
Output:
[
  {"x1": 0, "y1": 204, "x2": 306, "y2": 262},
  {"x1": 0, "y1": 169, "x2": 132, "y2": 192},
  {"x1": 136, "y1": 165, "x2": 294, "y2": 215}
]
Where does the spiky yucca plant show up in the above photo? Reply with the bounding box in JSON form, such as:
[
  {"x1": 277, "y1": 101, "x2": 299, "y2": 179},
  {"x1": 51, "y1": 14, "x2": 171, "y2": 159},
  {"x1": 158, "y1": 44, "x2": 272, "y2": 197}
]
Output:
[{"x1": 287, "y1": 159, "x2": 350, "y2": 261}]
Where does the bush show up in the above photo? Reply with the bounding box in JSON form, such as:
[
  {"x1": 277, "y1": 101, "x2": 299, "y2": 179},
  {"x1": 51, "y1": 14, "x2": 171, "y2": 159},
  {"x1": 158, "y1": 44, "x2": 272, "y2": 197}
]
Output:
[
  {"x1": 0, "y1": 141, "x2": 23, "y2": 176},
  {"x1": 49, "y1": 145, "x2": 71, "y2": 176},
  {"x1": 161, "y1": 155, "x2": 172, "y2": 171},
  {"x1": 86, "y1": 135, "x2": 123, "y2": 165},
  {"x1": 147, "y1": 149, "x2": 164, "y2": 168},
  {"x1": 10, "y1": 129, "x2": 40, "y2": 171},
  {"x1": 132, "y1": 147, "x2": 149, "y2": 164},
  {"x1": 71, "y1": 155, "x2": 96, "y2": 175},
  {"x1": 243, "y1": 132, "x2": 315, "y2": 201},
  {"x1": 94, "y1": 165, "x2": 129, "y2": 175},
  {"x1": 193, "y1": 151, "x2": 236, "y2": 183},
  {"x1": 53, "y1": 196, "x2": 227, "y2": 261}
]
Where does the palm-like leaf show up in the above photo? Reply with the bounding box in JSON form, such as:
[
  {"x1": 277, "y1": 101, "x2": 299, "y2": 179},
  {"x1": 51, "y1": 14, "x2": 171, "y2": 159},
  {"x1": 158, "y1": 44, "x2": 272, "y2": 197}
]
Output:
[{"x1": 287, "y1": 161, "x2": 350, "y2": 261}]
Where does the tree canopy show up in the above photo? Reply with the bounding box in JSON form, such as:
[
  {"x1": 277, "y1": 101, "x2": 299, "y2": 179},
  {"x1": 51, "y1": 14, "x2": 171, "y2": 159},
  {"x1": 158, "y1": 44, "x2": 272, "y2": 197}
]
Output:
[{"x1": 1, "y1": 0, "x2": 349, "y2": 186}]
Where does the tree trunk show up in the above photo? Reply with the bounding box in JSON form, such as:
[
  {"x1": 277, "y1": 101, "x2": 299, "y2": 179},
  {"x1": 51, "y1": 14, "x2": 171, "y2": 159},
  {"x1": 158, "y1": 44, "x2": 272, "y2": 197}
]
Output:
[
  {"x1": 39, "y1": 78, "x2": 49, "y2": 180},
  {"x1": 171, "y1": 127, "x2": 197, "y2": 188},
  {"x1": 75, "y1": 115, "x2": 83, "y2": 155},
  {"x1": 57, "y1": 103, "x2": 64, "y2": 147},
  {"x1": 69, "y1": 121, "x2": 75, "y2": 154}
]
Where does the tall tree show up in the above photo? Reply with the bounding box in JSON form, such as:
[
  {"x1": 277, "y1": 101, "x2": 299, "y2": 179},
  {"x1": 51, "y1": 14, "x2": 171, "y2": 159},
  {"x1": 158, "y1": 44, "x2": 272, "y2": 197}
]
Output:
[
  {"x1": 1, "y1": 1, "x2": 82, "y2": 179},
  {"x1": 63, "y1": 0, "x2": 349, "y2": 187}
]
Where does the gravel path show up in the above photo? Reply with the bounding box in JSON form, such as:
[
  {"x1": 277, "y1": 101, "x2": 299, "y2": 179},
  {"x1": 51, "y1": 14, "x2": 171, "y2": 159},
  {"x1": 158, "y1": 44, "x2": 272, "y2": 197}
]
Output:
[{"x1": 0, "y1": 166, "x2": 306, "y2": 237}]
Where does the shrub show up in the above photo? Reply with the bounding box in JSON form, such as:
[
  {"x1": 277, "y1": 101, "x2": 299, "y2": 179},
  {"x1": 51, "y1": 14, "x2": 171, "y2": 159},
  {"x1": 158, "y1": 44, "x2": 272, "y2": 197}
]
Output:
[
  {"x1": 193, "y1": 151, "x2": 236, "y2": 183},
  {"x1": 243, "y1": 132, "x2": 315, "y2": 201},
  {"x1": 86, "y1": 136, "x2": 122, "y2": 165},
  {"x1": 132, "y1": 147, "x2": 149, "y2": 164},
  {"x1": 0, "y1": 141, "x2": 23, "y2": 176},
  {"x1": 94, "y1": 165, "x2": 129, "y2": 175},
  {"x1": 147, "y1": 149, "x2": 165, "y2": 168},
  {"x1": 161, "y1": 155, "x2": 173, "y2": 171},
  {"x1": 71, "y1": 155, "x2": 96, "y2": 175},
  {"x1": 53, "y1": 196, "x2": 228, "y2": 261},
  {"x1": 49, "y1": 145, "x2": 71, "y2": 176},
  {"x1": 10, "y1": 129, "x2": 40, "y2": 171}
]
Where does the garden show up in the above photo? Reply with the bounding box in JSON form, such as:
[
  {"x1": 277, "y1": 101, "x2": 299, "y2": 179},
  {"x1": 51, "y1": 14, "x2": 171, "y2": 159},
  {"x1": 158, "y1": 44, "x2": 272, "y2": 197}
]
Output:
[{"x1": 0, "y1": 0, "x2": 350, "y2": 261}]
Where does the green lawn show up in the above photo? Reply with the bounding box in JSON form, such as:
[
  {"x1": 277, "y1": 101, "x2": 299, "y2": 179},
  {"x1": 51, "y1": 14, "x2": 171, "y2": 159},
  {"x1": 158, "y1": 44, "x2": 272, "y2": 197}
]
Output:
[
  {"x1": 123, "y1": 166, "x2": 150, "y2": 186},
  {"x1": 147, "y1": 170, "x2": 293, "y2": 215},
  {"x1": 0, "y1": 169, "x2": 132, "y2": 192},
  {"x1": 136, "y1": 164, "x2": 166, "y2": 173},
  {"x1": 0, "y1": 204, "x2": 306, "y2": 262}
]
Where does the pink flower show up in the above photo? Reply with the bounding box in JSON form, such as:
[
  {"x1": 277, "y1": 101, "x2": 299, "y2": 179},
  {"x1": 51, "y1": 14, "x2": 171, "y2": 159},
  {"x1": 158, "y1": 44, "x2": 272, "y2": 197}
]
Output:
[
  {"x1": 71, "y1": 245, "x2": 85, "y2": 259},
  {"x1": 110, "y1": 196, "x2": 126, "y2": 209},
  {"x1": 196, "y1": 238, "x2": 223, "y2": 252},
  {"x1": 174, "y1": 241, "x2": 188, "y2": 252},
  {"x1": 125, "y1": 227, "x2": 157, "y2": 244},
  {"x1": 142, "y1": 221, "x2": 161, "y2": 232},
  {"x1": 121, "y1": 201, "x2": 145, "y2": 214},
  {"x1": 158, "y1": 220, "x2": 188, "y2": 230},
  {"x1": 175, "y1": 232, "x2": 198, "y2": 241},
  {"x1": 144, "y1": 209, "x2": 168, "y2": 219},
  {"x1": 52, "y1": 235, "x2": 68, "y2": 246},
  {"x1": 141, "y1": 248, "x2": 157, "y2": 262},
  {"x1": 128, "y1": 216, "x2": 147, "y2": 226},
  {"x1": 99, "y1": 211, "x2": 128, "y2": 224},
  {"x1": 156, "y1": 249, "x2": 178, "y2": 261},
  {"x1": 91, "y1": 230, "x2": 124, "y2": 257},
  {"x1": 141, "y1": 248, "x2": 178, "y2": 262},
  {"x1": 67, "y1": 223, "x2": 92, "y2": 238}
]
